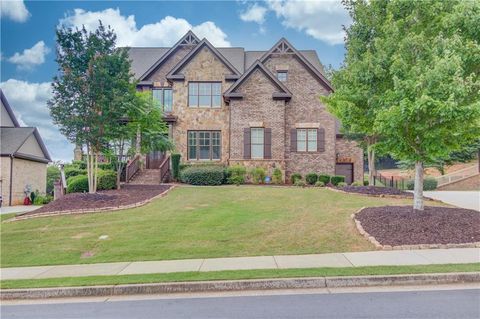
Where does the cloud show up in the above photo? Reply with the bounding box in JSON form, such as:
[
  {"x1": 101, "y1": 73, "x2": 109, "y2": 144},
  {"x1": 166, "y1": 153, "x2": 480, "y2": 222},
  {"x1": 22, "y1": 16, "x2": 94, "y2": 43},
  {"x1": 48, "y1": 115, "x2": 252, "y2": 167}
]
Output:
[
  {"x1": 0, "y1": 79, "x2": 74, "y2": 162},
  {"x1": 8, "y1": 41, "x2": 50, "y2": 70},
  {"x1": 258, "y1": 0, "x2": 350, "y2": 45},
  {"x1": 240, "y1": 3, "x2": 268, "y2": 24},
  {"x1": 60, "y1": 8, "x2": 231, "y2": 47},
  {"x1": 0, "y1": 0, "x2": 30, "y2": 22}
]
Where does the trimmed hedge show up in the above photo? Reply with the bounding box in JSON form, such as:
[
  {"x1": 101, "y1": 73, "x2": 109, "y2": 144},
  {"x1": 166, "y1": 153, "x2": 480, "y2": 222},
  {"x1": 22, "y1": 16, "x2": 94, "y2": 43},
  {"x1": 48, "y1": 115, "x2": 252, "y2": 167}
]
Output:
[
  {"x1": 294, "y1": 179, "x2": 306, "y2": 187},
  {"x1": 64, "y1": 167, "x2": 86, "y2": 180},
  {"x1": 305, "y1": 173, "x2": 318, "y2": 185},
  {"x1": 171, "y1": 153, "x2": 181, "y2": 180},
  {"x1": 318, "y1": 174, "x2": 331, "y2": 184},
  {"x1": 330, "y1": 175, "x2": 345, "y2": 186},
  {"x1": 97, "y1": 170, "x2": 117, "y2": 190},
  {"x1": 291, "y1": 173, "x2": 302, "y2": 184},
  {"x1": 67, "y1": 175, "x2": 89, "y2": 193},
  {"x1": 180, "y1": 166, "x2": 225, "y2": 186},
  {"x1": 226, "y1": 165, "x2": 247, "y2": 185},
  {"x1": 406, "y1": 178, "x2": 438, "y2": 191}
]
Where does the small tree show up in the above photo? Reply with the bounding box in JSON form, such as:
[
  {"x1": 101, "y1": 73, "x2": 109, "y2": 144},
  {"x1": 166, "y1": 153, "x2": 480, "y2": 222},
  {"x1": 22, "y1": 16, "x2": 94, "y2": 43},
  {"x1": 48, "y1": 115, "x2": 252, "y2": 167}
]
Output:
[
  {"x1": 375, "y1": 0, "x2": 480, "y2": 210},
  {"x1": 49, "y1": 22, "x2": 136, "y2": 193}
]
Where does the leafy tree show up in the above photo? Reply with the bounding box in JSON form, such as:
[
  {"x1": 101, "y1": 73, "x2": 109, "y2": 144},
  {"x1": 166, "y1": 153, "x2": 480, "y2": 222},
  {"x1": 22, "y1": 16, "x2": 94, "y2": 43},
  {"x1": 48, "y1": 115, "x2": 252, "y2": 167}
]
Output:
[
  {"x1": 48, "y1": 22, "x2": 137, "y2": 193},
  {"x1": 322, "y1": 0, "x2": 390, "y2": 185},
  {"x1": 375, "y1": 0, "x2": 480, "y2": 210}
]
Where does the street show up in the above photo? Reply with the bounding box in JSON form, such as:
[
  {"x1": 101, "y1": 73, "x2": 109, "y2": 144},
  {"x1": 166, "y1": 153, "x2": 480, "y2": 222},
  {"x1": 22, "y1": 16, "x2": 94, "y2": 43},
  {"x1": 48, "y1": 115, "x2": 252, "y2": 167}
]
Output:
[{"x1": 2, "y1": 285, "x2": 479, "y2": 319}]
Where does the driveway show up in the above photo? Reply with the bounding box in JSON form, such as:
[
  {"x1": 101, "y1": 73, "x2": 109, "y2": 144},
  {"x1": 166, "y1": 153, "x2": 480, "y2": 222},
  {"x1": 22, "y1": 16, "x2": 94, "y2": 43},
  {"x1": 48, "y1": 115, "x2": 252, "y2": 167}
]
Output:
[
  {"x1": 0, "y1": 205, "x2": 42, "y2": 215},
  {"x1": 423, "y1": 191, "x2": 479, "y2": 211}
]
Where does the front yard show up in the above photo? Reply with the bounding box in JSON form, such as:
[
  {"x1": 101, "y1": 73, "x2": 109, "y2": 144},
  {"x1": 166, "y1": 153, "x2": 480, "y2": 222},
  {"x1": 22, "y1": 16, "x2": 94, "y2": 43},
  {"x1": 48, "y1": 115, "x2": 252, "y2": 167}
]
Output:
[{"x1": 1, "y1": 186, "x2": 425, "y2": 268}]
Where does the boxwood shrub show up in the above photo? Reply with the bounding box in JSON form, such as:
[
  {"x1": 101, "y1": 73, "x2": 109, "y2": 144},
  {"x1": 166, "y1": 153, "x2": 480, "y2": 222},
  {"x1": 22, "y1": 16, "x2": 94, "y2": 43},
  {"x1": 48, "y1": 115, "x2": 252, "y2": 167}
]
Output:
[
  {"x1": 305, "y1": 173, "x2": 318, "y2": 185},
  {"x1": 67, "y1": 175, "x2": 89, "y2": 193},
  {"x1": 290, "y1": 173, "x2": 302, "y2": 184},
  {"x1": 171, "y1": 153, "x2": 181, "y2": 180},
  {"x1": 64, "y1": 167, "x2": 86, "y2": 180},
  {"x1": 180, "y1": 166, "x2": 225, "y2": 186},
  {"x1": 318, "y1": 174, "x2": 331, "y2": 184},
  {"x1": 97, "y1": 170, "x2": 117, "y2": 190},
  {"x1": 330, "y1": 175, "x2": 345, "y2": 186}
]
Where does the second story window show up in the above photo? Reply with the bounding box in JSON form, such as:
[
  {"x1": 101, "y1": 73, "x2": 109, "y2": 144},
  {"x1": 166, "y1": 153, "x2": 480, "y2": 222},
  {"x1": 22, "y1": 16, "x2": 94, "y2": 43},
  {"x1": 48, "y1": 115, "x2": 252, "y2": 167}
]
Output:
[
  {"x1": 297, "y1": 128, "x2": 317, "y2": 152},
  {"x1": 152, "y1": 88, "x2": 172, "y2": 112},
  {"x1": 188, "y1": 82, "x2": 221, "y2": 108},
  {"x1": 276, "y1": 71, "x2": 288, "y2": 82}
]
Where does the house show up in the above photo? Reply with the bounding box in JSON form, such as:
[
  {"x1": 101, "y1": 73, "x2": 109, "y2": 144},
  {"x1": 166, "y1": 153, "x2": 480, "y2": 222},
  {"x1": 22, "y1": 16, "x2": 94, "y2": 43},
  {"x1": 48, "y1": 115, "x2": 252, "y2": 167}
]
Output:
[
  {"x1": 128, "y1": 31, "x2": 363, "y2": 183},
  {"x1": 0, "y1": 89, "x2": 51, "y2": 206}
]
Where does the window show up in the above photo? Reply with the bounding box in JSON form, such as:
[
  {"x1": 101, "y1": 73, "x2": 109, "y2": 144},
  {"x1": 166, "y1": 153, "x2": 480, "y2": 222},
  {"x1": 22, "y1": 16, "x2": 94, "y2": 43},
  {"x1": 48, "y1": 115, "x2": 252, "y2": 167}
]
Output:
[
  {"x1": 297, "y1": 128, "x2": 317, "y2": 152},
  {"x1": 277, "y1": 71, "x2": 288, "y2": 82},
  {"x1": 188, "y1": 131, "x2": 221, "y2": 160},
  {"x1": 251, "y1": 128, "x2": 264, "y2": 159},
  {"x1": 188, "y1": 82, "x2": 221, "y2": 108},
  {"x1": 152, "y1": 88, "x2": 173, "y2": 112}
]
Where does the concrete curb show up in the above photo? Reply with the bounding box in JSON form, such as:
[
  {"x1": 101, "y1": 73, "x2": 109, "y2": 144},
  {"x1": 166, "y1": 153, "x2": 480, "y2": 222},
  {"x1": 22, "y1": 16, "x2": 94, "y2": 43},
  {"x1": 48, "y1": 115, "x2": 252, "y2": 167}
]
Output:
[{"x1": 1, "y1": 272, "x2": 478, "y2": 300}]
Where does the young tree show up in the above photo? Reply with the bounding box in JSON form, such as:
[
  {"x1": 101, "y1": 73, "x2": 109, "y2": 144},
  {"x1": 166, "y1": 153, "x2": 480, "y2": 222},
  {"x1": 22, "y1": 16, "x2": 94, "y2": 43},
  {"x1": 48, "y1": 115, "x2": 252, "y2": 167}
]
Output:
[
  {"x1": 322, "y1": 0, "x2": 390, "y2": 185},
  {"x1": 375, "y1": 0, "x2": 480, "y2": 210},
  {"x1": 49, "y1": 22, "x2": 137, "y2": 193}
]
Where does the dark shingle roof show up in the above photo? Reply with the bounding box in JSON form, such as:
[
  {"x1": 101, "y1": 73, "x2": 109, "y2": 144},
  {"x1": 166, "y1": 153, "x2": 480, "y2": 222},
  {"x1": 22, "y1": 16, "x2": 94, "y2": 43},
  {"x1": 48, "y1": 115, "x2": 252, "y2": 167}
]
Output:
[
  {"x1": 1, "y1": 127, "x2": 35, "y2": 155},
  {"x1": 127, "y1": 47, "x2": 170, "y2": 78}
]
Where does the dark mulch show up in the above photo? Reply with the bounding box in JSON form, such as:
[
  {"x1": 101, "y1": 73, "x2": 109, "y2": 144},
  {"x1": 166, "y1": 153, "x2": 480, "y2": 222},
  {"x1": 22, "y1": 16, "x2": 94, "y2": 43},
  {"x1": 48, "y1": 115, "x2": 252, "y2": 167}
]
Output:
[
  {"x1": 356, "y1": 206, "x2": 480, "y2": 246},
  {"x1": 337, "y1": 186, "x2": 413, "y2": 197},
  {"x1": 21, "y1": 184, "x2": 171, "y2": 216}
]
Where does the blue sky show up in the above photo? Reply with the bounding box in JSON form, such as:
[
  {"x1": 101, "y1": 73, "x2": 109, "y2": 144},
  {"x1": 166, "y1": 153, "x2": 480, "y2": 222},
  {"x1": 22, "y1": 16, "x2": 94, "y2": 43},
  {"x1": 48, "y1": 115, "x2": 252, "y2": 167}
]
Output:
[{"x1": 1, "y1": 0, "x2": 350, "y2": 162}]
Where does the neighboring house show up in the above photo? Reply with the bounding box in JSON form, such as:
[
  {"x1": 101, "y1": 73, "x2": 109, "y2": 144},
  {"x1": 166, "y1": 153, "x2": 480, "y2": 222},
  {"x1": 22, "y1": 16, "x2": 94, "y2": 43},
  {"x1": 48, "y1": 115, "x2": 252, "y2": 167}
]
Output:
[
  {"x1": 128, "y1": 31, "x2": 363, "y2": 183},
  {"x1": 0, "y1": 89, "x2": 51, "y2": 206}
]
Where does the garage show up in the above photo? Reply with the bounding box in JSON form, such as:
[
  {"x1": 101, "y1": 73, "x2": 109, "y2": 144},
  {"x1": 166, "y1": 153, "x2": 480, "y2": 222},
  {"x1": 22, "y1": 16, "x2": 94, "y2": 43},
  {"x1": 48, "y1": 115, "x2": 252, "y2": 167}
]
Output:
[{"x1": 335, "y1": 163, "x2": 354, "y2": 184}]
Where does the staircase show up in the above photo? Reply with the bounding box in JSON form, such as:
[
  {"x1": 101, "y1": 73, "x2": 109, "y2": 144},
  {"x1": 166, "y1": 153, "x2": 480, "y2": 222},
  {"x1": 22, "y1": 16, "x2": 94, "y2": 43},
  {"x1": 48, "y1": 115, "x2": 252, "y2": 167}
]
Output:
[{"x1": 129, "y1": 169, "x2": 162, "y2": 185}]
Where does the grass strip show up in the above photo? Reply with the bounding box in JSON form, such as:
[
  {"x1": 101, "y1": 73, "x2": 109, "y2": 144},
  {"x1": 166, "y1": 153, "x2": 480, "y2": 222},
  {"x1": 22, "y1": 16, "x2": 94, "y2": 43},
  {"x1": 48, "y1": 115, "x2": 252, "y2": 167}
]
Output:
[{"x1": 1, "y1": 263, "x2": 478, "y2": 290}]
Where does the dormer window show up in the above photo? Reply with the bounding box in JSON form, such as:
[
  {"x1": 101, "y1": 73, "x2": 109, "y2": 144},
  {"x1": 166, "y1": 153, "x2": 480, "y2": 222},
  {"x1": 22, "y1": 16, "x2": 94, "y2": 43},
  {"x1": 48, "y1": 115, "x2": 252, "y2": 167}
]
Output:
[{"x1": 276, "y1": 71, "x2": 288, "y2": 82}]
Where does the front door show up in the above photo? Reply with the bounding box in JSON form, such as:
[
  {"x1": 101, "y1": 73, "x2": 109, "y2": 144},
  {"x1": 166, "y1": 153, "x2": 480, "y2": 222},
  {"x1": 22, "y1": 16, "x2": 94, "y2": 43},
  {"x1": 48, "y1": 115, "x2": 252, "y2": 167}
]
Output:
[
  {"x1": 146, "y1": 151, "x2": 165, "y2": 169},
  {"x1": 335, "y1": 163, "x2": 354, "y2": 184}
]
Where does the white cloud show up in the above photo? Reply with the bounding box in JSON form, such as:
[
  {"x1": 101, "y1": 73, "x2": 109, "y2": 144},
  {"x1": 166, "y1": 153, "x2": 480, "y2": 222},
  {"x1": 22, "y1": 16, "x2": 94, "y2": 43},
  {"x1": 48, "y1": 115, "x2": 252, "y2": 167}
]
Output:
[
  {"x1": 264, "y1": 0, "x2": 350, "y2": 45},
  {"x1": 8, "y1": 41, "x2": 50, "y2": 70},
  {"x1": 60, "y1": 8, "x2": 231, "y2": 47},
  {"x1": 0, "y1": 0, "x2": 30, "y2": 22},
  {"x1": 240, "y1": 3, "x2": 268, "y2": 24},
  {"x1": 0, "y1": 79, "x2": 74, "y2": 162}
]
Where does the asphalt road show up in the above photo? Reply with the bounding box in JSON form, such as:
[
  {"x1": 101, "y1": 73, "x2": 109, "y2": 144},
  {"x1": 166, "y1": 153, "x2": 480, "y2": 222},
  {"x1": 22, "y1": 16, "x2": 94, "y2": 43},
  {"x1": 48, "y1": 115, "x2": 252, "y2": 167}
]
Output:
[{"x1": 2, "y1": 288, "x2": 479, "y2": 319}]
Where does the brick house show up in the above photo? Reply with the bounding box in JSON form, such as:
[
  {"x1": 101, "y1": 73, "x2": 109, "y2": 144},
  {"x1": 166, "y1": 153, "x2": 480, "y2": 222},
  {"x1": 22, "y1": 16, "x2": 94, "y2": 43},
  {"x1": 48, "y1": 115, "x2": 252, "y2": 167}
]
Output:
[{"x1": 128, "y1": 31, "x2": 363, "y2": 183}]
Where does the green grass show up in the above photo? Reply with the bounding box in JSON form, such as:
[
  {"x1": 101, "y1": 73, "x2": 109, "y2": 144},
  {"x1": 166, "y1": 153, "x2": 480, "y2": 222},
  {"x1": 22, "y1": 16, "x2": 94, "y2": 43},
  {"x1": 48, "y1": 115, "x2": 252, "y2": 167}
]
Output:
[
  {"x1": 1, "y1": 263, "x2": 478, "y2": 290},
  {"x1": 1, "y1": 186, "x2": 433, "y2": 268}
]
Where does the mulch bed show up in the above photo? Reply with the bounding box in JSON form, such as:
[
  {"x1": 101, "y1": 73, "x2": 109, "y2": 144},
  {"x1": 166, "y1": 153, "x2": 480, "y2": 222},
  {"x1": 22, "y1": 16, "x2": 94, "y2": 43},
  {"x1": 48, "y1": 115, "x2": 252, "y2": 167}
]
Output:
[
  {"x1": 356, "y1": 206, "x2": 480, "y2": 246},
  {"x1": 20, "y1": 184, "x2": 171, "y2": 216},
  {"x1": 336, "y1": 186, "x2": 413, "y2": 197}
]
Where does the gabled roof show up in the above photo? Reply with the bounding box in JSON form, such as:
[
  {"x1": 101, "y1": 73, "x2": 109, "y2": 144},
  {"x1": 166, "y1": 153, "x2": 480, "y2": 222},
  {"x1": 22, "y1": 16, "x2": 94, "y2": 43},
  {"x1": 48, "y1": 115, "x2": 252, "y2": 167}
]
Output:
[
  {"x1": 224, "y1": 61, "x2": 292, "y2": 101},
  {"x1": 0, "y1": 127, "x2": 51, "y2": 163},
  {"x1": 138, "y1": 31, "x2": 200, "y2": 81},
  {"x1": 1, "y1": 89, "x2": 20, "y2": 127},
  {"x1": 259, "y1": 38, "x2": 334, "y2": 92},
  {"x1": 166, "y1": 38, "x2": 242, "y2": 81}
]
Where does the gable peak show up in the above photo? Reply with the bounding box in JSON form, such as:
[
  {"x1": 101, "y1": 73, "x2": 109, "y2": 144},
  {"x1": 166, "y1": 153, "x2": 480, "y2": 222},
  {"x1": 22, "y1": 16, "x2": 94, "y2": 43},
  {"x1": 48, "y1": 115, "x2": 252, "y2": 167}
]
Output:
[
  {"x1": 272, "y1": 38, "x2": 295, "y2": 54},
  {"x1": 179, "y1": 31, "x2": 200, "y2": 46}
]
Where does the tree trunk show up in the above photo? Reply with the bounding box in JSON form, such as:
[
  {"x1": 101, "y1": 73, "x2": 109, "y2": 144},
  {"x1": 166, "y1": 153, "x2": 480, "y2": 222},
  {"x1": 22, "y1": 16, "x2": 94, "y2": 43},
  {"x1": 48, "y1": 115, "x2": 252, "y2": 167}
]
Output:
[
  {"x1": 367, "y1": 145, "x2": 376, "y2": 186},
  {"x1": 86, "y1": 143, "x2": 93, "y2": 193},
  {"x1": 413, "y1": 161, "x2": 424, "y2": 210},
  {"x1": 136, "y1": 125, "x2": 141, "y2": 155}
]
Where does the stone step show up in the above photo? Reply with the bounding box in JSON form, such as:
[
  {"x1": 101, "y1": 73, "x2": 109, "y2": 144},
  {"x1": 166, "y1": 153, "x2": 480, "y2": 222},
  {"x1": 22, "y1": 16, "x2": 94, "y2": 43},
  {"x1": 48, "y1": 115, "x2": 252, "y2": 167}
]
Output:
[{"x1": 129, "y1": 169, "x2": 161, "y2": 185}]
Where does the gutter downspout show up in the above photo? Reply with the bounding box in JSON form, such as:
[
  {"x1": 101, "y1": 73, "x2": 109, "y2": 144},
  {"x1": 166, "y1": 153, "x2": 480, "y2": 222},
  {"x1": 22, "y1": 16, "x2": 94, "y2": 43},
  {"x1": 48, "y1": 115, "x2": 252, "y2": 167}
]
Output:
[{"x1": 9, "y1": 155, "x2": 13, "y2": 206}]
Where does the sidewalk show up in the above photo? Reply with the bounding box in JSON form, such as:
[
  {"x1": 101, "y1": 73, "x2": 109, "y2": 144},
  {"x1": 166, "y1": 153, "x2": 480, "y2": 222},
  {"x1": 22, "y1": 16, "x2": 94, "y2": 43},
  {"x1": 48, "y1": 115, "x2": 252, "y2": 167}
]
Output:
[
  {"x1": 1, "y1": 248, "x2": 478, "y2": 281},
  {"x1": 0, "y1": 205, "x2": 42, "y2": 215}
]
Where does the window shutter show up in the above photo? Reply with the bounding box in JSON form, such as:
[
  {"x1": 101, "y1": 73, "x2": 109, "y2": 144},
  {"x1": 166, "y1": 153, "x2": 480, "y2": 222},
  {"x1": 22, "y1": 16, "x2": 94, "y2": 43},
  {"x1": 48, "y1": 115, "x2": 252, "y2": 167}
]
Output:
[
  {"x1": 244, "y1": 128, "x2": 251, "y2": 159},
  {"x1": 290, "y1": 129, "x2": 297, "y2": 152},
  {"x1": 317, "y1": 128, "x2": 325, "y2": 152},
  {"x1": 264, "y1": 128, "x2": 272, "y2": 159}
]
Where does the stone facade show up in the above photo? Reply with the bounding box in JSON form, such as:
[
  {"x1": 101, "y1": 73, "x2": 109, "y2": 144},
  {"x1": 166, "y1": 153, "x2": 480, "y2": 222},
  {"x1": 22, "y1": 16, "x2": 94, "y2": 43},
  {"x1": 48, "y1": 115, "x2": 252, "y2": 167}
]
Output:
[{"x1": 132, "y1": 33, "x2": 364, "y2": 183}]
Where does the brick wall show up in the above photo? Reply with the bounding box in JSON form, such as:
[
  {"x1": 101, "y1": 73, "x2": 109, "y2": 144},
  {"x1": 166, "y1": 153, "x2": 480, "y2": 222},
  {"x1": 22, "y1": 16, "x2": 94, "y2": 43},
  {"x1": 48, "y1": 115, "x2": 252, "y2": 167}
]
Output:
[{"x1": 335, "y1": 138, "x2": 364, "y2": 182}]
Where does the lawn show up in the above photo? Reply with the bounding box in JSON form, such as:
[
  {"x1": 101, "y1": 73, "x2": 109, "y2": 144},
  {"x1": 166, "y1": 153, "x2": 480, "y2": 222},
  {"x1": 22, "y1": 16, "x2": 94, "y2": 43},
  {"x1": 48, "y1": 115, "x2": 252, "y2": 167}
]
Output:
[{"x1": 1, "y1": 186, "x2": 423, "y2": 268}]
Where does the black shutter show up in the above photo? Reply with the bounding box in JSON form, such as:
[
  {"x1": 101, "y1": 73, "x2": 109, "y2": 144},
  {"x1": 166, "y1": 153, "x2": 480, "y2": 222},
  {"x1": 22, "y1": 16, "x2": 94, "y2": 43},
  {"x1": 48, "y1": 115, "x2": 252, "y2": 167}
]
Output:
[
  {"x1": 317, "y1": 128, "x2": 325, "y2": 152},
  {"x1": 244, "y1": 128, "x2": 251, "y2": 159},
  {"x1": 264, "y1": 128, "x2": 272, "y2": 159},
  {"x1": 290, "y1": 129, "x2": 297, "y2": 152}
]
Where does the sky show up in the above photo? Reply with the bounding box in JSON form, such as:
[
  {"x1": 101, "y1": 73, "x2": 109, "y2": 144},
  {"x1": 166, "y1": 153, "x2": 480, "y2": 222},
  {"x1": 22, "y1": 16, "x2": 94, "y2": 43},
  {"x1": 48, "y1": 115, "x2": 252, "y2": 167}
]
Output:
[{"x1": 1, "y1": 0, "x2": 351, "y2": 162}]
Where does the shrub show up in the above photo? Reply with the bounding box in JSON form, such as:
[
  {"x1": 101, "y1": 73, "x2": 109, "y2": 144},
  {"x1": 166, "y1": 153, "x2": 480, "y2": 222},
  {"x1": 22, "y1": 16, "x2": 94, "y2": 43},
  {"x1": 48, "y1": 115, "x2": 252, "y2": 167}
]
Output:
[
  {"x1": 64, "y1": 167, "x2": 86, "y2": 180},
  {"x1": 305, "y1": 173, "x2": 318, "y2": 185},
  {"x1": 67, "y1": 175, "x2": 89, "y2": 193},
  {"x1": 337, "y1": 182, "x2": 348, "y2": 187},
  {"x1": 330, "y1": 175, "x2": 345, "y2": 186},
  {"x1": 294, "y1": 180, "x2": 307, "y2": 187},
  {"x1": 251, "y1": 167, "x2": 266, "y2": 184},
  {"x1": 97, "y1": 170, "x2": 117, "y2": 190},
  {"x1": 226, "y1": 165, "x2": 247, "y2": 185},
  {"x1": 72, "y1": 160, "x2": 87, "y2": 169},
  {"x1": 33, "y1": 195, "x2": 53, "y2": 205},
  {"x1": 364, "y1": 180, "x2": 369, "y2": 186},
  {"x1": 98, "y1": 163, "x2": 115, "y2": 171},
  {"x1": 46, "y1": 165, "x2": 60, "y2": 195},
  {"x1": 180, "y1": 166, "x2": 225, "y2": 186},
  {"x1": 351, "y1": 181, "x2": 363, "y2": 186},
  {"x1": 406, "y1": 178, "x2": 438, "y2": 191},
  {"x1": 318, "y1": 174, "x2": 331, "y2": 184},
  {"x1": 272, "y1": 168, "x2": 283, "y2": 184},
  {"x1": 171, "y1": 153, "x2": 181, "y2": 180},
  {"x1": 290, "y1": 173, "x2": 302, "y2": 184},
  {"x1": 314, "y1": 181, "x2": 325, "y2": 187}
]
